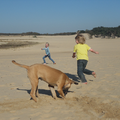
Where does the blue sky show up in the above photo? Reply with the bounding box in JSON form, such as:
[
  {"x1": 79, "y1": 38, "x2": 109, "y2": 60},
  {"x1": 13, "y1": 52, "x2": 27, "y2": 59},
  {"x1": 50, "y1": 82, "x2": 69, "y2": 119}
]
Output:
[{"x1": 0, "y1": 0, "x2": 120, "y2": 33}]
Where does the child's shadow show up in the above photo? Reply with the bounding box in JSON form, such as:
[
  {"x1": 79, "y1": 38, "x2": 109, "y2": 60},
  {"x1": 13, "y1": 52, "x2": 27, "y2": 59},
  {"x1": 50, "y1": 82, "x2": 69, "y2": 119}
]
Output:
[
  {"x1": 65, "y1": 73, "x2": 80, "y2": 82},
  {"x1": 65, "y1": 73, "x2": 94, "y2": 82}
]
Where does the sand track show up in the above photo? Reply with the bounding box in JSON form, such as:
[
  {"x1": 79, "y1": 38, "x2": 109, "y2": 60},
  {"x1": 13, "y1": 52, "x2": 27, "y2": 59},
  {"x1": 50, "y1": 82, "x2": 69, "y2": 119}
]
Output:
[
  {"x1": 0, "y1": 35, "x2": 120, "y2": 120},
  {"x1": 0, "y1": 96, "x2": 120, "y2": 120}
]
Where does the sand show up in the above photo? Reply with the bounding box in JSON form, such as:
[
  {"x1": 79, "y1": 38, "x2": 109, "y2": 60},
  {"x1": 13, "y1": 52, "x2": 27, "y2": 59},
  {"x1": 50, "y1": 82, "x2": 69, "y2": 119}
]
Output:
[{"x1": 0, "y1": 35, "x2": 120, "y2": 120}]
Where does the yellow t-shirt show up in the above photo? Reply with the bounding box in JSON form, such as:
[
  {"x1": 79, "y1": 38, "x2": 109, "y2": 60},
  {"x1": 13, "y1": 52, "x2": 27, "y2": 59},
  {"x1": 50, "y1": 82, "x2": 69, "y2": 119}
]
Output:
[{"x1": 73, "y1": 43, "x2": 91, "y2": 60}]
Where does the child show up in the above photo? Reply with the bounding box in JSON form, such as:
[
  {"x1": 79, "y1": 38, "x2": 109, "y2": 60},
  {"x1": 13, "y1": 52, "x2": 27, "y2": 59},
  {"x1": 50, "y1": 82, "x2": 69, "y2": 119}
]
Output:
[
  {"x1": 72, "y1": 35, "x2": 99, "y2": 84},
  {"x1": 41, "y1": 42, "x2": 56, "y2": 64}
]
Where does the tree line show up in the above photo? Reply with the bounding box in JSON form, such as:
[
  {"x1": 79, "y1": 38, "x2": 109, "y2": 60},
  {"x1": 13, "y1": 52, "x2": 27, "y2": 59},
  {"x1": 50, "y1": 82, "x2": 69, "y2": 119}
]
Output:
[
  {"x1": 78, "y1": 26, "x2": 120, "y2": 37},
  {"x1": 0, "y1": 25, "x2": 120, "y2": 37},
  {"x1": 0, "y1": 32, "x2": 76, "y2": 36}
]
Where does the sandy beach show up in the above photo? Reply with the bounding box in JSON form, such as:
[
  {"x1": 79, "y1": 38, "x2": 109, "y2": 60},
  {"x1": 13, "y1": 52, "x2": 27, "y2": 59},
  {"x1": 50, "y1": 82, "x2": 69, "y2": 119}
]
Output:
[{"x1": 0, "y1": 35, "x2": 120, "y2": 120}]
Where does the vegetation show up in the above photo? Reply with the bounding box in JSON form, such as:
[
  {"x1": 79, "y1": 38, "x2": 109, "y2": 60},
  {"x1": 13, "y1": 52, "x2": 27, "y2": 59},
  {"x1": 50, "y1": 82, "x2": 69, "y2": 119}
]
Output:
[
  {"x1": 53, "y1": 32, "x2": 76, "y2": 35},
  {"x1": 78, "y1": 26, "x2": 120, "y2": 37},
  {"x1": 0, "y1": 25, "x2": 120, "y2": 37},
  {"x1": 0, "y1": 32, "x2": 76, "y2": 36},
  {"x1": 33, "y1": 35, "x2": 37, "y2": 38},
  {"x1": 0, "y1": 41, "x2": 38, "y2": 49}
]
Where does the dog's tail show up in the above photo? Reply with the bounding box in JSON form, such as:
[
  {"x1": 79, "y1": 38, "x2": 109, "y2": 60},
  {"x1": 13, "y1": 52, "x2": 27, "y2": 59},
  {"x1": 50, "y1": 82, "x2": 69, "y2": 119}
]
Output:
[{"x1": 12, "y1": 60, "x2": 29, "y2": 70}]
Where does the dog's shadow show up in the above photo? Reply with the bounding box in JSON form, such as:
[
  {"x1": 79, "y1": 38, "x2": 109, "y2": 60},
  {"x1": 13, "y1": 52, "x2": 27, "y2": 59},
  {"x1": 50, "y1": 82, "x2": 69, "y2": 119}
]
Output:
[
  {"x1": 16, "y1": 88, "x2": 73, "y2": 98},
  {"x1": 17, "y1": 88, "x2": 55, "y2": 96}
]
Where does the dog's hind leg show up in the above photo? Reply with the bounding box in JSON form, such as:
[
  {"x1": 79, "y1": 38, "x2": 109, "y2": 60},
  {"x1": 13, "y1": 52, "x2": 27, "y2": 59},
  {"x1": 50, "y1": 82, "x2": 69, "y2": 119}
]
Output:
[
  {"x1": 30, "y1": 84, "x2": 37, "y2": 102},
  {"x1": 36, "y1": 85, "x2": 40, "y2": 98},
  {"x1": 29, "y1": 77, "x2": 38, "y2": 102},
  {"x1": 48, "y1": 84, "x2": 57, "y2": 99}
]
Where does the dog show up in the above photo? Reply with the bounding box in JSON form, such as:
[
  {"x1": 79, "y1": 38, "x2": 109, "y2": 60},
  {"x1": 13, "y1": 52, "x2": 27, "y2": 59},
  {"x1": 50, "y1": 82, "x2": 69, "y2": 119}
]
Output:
[{"x1": 12, "y1": 60, "x2": 78, "y2": 102}]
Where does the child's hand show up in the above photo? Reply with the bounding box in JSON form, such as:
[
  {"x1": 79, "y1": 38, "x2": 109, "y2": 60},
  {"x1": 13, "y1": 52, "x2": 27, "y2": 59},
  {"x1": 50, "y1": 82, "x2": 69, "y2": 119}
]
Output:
[
  {"x1": 72, "y1": 53, "x2": 76, "y2": 58},
  {"x1": 45, "y1": 54, "x2": 47, "y2": 56},
  {"x1": 41, "y1": 48, "x2": 43, "y2": 50},
  {"x1": 90, "y1": 49, "x2": 99, "y2": 54},
  {"x1": 95, "y1": 52, "x2": 99, "y2": 54}
]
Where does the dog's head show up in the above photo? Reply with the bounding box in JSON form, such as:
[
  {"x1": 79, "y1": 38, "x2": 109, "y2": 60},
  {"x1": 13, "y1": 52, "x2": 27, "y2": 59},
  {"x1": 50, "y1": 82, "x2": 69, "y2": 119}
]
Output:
[{"x1": 63, "y1": 78, "x2": 78, "y2": 93}]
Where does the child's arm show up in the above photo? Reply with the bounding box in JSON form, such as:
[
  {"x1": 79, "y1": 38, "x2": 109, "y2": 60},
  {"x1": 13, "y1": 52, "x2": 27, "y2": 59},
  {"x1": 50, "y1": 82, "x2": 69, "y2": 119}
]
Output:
[
  {"x1": 72, "y1": 53, "x2": 76, "y2": 58},
  {"x1": 89, "y1": 48, "x2": 99, "y2": 54},
  {"x1": 41, "y1": 48, "x2": 46, "y2": 50}
]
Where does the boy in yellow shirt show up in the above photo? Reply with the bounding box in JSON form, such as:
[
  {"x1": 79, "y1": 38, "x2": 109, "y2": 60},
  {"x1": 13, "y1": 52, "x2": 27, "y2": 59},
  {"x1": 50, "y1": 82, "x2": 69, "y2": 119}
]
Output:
[{"x1": 72, "y1": 35, "x2": 99, "y2": 84}]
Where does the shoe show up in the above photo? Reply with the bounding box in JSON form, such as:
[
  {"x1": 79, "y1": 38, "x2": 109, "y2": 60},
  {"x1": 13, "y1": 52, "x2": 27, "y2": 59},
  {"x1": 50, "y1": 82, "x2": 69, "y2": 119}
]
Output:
[{"x1": 53, "y1": 63, "x2": 56, "y2": 64}]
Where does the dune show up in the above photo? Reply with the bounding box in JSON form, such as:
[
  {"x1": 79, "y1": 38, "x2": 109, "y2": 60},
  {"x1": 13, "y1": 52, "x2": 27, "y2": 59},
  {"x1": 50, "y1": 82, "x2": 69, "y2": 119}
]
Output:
[{"x1": 0, "y1": 35, "x2": 120, "y2": 120}]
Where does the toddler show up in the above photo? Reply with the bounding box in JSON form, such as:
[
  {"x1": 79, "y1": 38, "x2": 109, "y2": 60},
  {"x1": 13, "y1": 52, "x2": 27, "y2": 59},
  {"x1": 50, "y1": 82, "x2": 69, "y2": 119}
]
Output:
[{"x1": 41, "y1": 42, "x2": 56, "y2": 64}]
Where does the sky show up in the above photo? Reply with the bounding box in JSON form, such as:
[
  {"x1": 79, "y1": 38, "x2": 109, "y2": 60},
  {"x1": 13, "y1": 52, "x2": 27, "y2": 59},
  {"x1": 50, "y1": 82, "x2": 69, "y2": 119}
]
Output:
[{"x1": 0, "y1": 0, "x2": 120, "y2": 34}]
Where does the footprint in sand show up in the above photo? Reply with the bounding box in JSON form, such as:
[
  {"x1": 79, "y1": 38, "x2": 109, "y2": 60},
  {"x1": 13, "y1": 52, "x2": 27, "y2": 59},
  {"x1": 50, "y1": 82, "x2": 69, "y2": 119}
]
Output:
[
  {"x1": 11, "y1": 87, "x2": 18, "y2": 90},
  {"x1": 114, "y1": 73, "x2": 120, "y2": 76},
  {"x1": 0, "y1": 85, "x2": 5, "y2": 87},
  {"x1": 9, "y1": 110, "x2": 16, "y2": 113},
  {"x1": 109, "y1": 95, "x2": 119, "y2": 98},
  {"x1": 8, "y1": 83, "x2": 15, "y2": 87},
  {"x1": 10, "y1": 117, "x2": 20, "y2": 120},
  {"x1": 30, "y1": 112, "x2": 41, "y2": 117},
  {"x1": 102, "y1": 99, "x2": 112, "y2": 104}
]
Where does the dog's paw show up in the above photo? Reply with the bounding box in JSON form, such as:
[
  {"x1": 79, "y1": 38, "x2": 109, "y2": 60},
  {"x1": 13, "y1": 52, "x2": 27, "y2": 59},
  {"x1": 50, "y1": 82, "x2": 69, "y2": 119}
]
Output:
[
  {"x1": 12, "y1": 60, "x2": 16, "y2": 63},
  {"x1": 74, "y1": 82, "x2": 79, "y2": 85}
]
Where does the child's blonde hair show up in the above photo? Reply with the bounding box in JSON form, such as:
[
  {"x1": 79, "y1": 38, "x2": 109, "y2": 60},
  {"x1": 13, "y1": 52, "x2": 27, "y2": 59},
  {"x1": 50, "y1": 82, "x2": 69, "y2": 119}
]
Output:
[
  {"x1": 45, "y1": 42, "x2": 49, "y2": 46},
  {"x1": 75, "y1": 35, "x2": 85, "y2": 44}
]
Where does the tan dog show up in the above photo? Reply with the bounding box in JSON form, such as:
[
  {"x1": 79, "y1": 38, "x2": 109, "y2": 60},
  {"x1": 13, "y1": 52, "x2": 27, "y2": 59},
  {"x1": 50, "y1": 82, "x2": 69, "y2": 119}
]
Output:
[{"x1": 12, "y1": 60, "x2": 78, "y2": 102}]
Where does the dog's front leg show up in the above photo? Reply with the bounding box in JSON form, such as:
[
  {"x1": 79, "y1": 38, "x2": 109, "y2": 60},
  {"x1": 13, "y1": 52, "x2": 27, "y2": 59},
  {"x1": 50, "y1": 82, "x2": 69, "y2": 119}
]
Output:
[
  {"x1": 48, "y1": 84, "x2": 57, "y2": 99},
  {"x1": 57, "y1": 87, "x2": 65, "y2": 99}
]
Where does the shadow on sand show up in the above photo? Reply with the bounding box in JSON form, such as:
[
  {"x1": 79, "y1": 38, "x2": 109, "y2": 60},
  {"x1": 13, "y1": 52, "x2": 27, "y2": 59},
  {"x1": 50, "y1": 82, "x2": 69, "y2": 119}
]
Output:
[
  {"x1": 65, "y1": 73, "x2": 80, "y2": 82},
  {"x1": 16, "y1": 88, "x2": 74, "y2": 99},
  {"x1": 65, "y1": 73, "x2": 94, "y2": 82},
  {"x1": 17, "y1": 88, "x2": 55, "y2": 96}
]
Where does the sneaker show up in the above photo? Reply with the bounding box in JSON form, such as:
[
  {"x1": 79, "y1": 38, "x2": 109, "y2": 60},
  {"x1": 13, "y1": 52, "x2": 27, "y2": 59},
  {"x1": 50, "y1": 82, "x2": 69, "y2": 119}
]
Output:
[{"x1": 53, "y1": 63, "x2": 56, "y2": 64}]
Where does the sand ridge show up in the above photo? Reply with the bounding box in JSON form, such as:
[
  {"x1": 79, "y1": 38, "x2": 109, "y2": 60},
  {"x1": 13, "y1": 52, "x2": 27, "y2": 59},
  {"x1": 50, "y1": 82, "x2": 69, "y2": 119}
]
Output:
[{"x1": 0, "y1": 35, "x2": 120, "y2": 120}]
